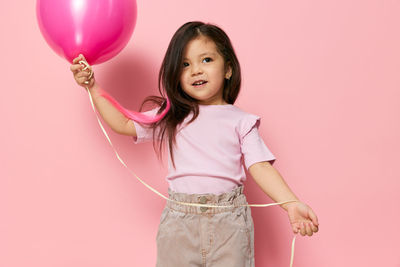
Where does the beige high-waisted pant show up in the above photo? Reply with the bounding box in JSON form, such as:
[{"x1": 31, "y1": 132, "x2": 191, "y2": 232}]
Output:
[{"x1": 156, "y1": 185, "x2": 255, "y2": 267}]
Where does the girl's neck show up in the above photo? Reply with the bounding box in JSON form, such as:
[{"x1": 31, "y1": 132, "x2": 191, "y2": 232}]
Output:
[
  {"x1": 198, "y1": 101, "x2": 231, "y2": 106},
  {"x1": 199, "y1": 103, "x2": 232, "y2": 106}
]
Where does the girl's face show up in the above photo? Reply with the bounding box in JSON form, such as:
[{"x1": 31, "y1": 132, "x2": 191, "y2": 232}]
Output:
[{"x1": 180, "y1": 35, "x2": 232, "y2": 105}]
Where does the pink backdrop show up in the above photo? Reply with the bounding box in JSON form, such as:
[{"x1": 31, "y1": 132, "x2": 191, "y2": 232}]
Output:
[{"x1": 1, "y1": 0, "x2": 399, "y2": 266}]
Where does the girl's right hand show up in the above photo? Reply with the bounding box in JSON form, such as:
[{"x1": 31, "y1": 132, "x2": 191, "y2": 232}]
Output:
[{"x1": 70, "y1": 54, "x2": 96, "y2": 89}]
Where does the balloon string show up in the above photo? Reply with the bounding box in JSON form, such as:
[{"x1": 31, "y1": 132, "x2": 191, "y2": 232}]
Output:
[{"x1": 84, "y1": 86, "x2": 298, "y2": 267}]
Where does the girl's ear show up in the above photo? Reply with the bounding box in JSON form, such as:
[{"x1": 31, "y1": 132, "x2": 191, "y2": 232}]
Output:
[{"x1": 225, "y1": 62, "x2": 233, "y2": 79}]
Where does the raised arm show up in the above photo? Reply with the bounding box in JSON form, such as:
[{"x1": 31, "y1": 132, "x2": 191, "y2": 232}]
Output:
[
  {"x1": 70, "y1": 54, "x2": 137, "y2": 137},
  {"x1": 87, "y1": 83, "x2": 137, "y2": 137}
]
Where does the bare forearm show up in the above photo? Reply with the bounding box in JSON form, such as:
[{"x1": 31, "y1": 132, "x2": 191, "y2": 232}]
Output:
[
  {"x1": 87, "y1": 82, "x2": 129, "y2": 134},
  {"x1": 249, "y1": 162, "x2": 300, "y2": 211}
]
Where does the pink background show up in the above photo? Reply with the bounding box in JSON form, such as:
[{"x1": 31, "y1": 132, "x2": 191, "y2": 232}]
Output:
[{"x1": 1, "y1": 0, "x2": 399, "y2": 266}]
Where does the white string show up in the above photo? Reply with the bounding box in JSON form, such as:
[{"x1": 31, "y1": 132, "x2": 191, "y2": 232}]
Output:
[{"x1": 85, "y1": 85, "x2": 298, "y2": 267}]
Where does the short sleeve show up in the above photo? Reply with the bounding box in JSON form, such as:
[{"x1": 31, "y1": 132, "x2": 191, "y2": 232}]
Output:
[
  {"x1": 239, "y1": 114, "x2": 276, "y2": 169},
  {"x1": 132, "y1": 108, "x2": 161, "y2": 144}
]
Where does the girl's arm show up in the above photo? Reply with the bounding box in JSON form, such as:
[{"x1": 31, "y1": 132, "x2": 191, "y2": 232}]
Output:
[
  {"x1": 248, "y1": 161, "x2": 300, "y2": 211},
  {"x1": 86, "y1": 82, "x2": 137, "y2": 137},
  {"x1": 71, "y1": 54, "x2": 136, "y2": 137},
  {"x1": 249, "y1": 161, "x2": 319, "y2": 236}
]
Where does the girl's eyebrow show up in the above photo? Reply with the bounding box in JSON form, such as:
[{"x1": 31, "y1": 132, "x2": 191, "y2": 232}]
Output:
[{"x1": 183, "y1": 52, "x2": 216, "y2": 60}]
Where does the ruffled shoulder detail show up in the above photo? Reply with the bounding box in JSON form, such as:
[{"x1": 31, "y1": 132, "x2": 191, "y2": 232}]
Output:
[{"x1": 238, "y1": 113, "x2": 261, "y2": 144}]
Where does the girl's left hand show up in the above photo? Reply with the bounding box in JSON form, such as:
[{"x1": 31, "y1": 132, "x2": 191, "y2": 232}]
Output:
[{"x1": 285, "y1": 201, "x2": 319, "y2": 236}]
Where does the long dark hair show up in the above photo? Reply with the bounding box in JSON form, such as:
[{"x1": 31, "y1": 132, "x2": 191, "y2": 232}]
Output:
[{"x1": 137, "y1": 21, "x2": 241, "y2": 169}]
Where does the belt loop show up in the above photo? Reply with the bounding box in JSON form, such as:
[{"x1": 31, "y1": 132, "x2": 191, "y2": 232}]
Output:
[{"x1": 199, "y1": 195, "x2": 209, "y2": 212}]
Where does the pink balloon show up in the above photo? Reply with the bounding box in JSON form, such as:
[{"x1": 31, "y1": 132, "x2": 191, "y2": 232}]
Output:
[
  {"x1": 36, "y1": 0, "x2": 137, "y2": 65},
  {"x1": 37, "y1": 0, "x2": 170, "y2": 123}
]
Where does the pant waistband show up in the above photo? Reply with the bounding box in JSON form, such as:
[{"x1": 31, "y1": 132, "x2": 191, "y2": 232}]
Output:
[{"x1": 166, "y1": 185, "x2": 247, "y2": 214}]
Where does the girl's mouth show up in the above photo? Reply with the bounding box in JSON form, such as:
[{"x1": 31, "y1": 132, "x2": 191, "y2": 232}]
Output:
[{"x1": 192, "y1": 81, "x2": 208, "y2": 87}]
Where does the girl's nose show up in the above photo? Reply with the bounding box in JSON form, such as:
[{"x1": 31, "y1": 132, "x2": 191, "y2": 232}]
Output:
[{"x1": 191, "y1": 64, "x2": 203, "y2": 76}]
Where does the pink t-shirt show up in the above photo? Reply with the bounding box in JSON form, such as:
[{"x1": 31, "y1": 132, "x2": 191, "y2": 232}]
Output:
[{"x1": 132, "y1": 104, "x2": 276, "y2": 195}]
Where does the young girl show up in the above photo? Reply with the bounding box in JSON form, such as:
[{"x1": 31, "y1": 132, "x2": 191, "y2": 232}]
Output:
[{"x1": 71, "y1": 21, "x2": 319, "y2": 267}]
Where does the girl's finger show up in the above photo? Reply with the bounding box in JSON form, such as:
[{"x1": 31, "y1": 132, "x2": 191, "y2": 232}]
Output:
[
  {"x1": 72, "y1": 54, "x2": 83, "y2": 64},
  {"x1": 78, "y1": 76, "x2": 89, "y2": 84},
  {"x1": 70, "y1": 64, "x2": 83, "y2": 73},
  {"x1": 79, "y1": 60, "x2": 91, "y2": 72},
  {"x1": 72, "y1": 54, "x2": 86, "y2": 65},
  {"x1": 77, "y1": 77, "x2": 84, "y2": 84},
  {"x1": 300, "y1": 222, "x2": 306, "y2": 236},
  {"x1": 308, "y1": 208, "x2": 319, "y2": 226},
  {"x1": 305, "y1": 222, "x2": 313, "y2": 236},
  {"x1": 310, "y1": 222, "x2": 319, "y2": 233},
  {"x1": 76, "y1": 71, "x2": 90, "y2": 78}
]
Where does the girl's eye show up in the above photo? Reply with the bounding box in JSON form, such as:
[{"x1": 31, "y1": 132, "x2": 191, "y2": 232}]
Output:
[{"x1": 182, "y1": 58, "x2": 212, "y2": 68}]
